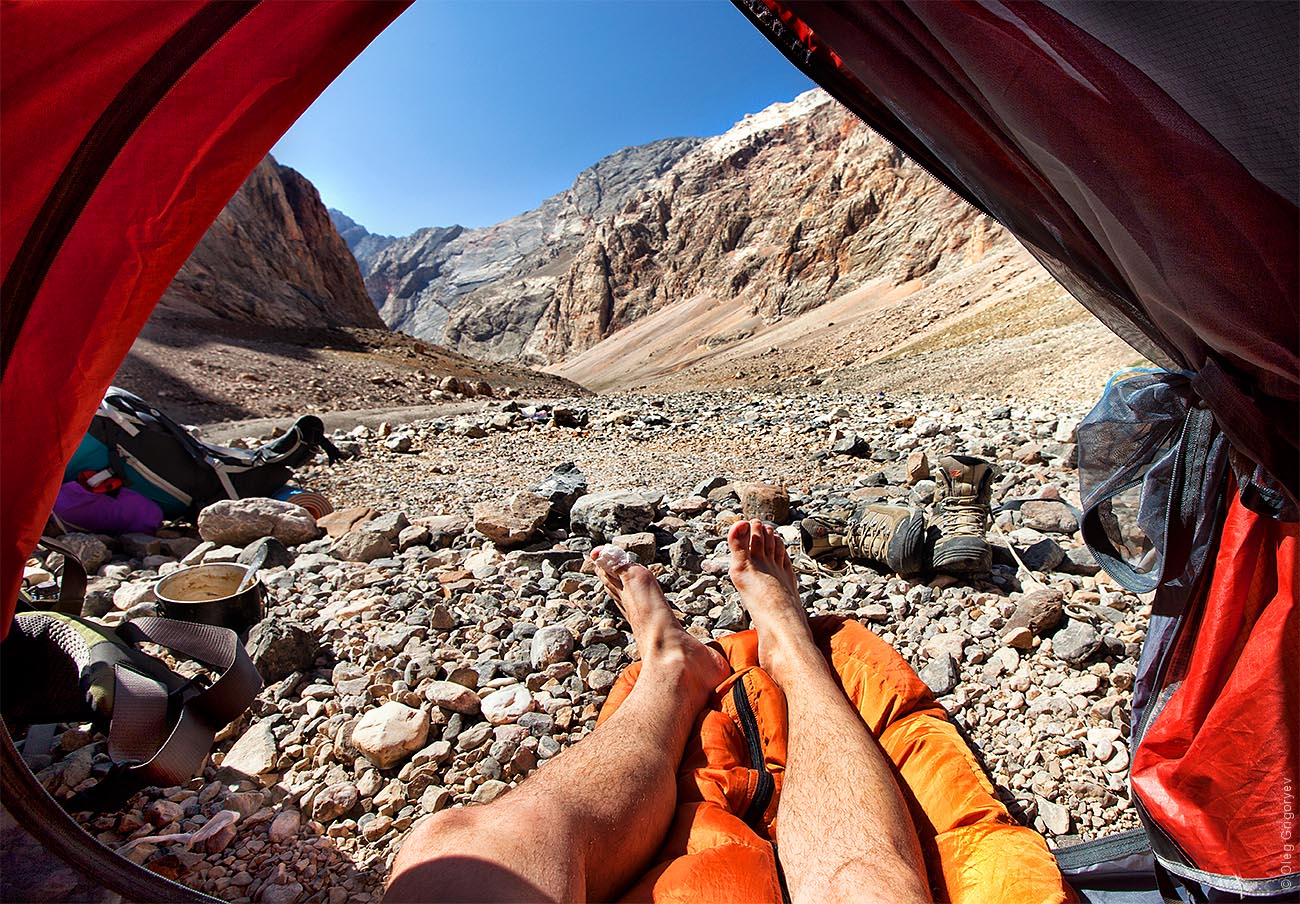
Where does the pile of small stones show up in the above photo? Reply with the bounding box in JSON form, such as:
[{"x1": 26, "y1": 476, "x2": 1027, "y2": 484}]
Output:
[{"x1": 19, "y1": 389, "x2": 1145, "y2": 902}]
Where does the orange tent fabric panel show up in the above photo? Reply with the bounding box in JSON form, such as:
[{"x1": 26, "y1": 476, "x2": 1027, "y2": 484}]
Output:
[{"x1": 599, "y1": 617, "x2": 1074, "y2": 904}]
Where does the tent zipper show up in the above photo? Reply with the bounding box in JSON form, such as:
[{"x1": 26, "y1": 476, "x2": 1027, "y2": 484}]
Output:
[{"x1": 0, "y1": 1, "x2": 259, "y2": 375}]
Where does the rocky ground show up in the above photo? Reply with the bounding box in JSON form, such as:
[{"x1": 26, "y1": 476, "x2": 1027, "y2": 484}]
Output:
[
  {"x1": 116, "y1": 313, "x2": 584, "y2": 425},
  {"x1": 20, "y1": 388, "x2": 1143, "y2": 903}
]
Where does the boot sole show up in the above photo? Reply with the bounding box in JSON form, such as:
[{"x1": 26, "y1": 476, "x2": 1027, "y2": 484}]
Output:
[
  {"x1": 931, "y1": 538, "x2": 992, "y2": 575},
  {"x1": 886, "y1": 510, "x2": 928, "y2": 576}
]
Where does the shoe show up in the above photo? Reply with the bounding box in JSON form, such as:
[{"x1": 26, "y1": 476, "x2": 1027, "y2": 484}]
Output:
[
  {"x1": 930, "y1": 454, "x2": 995, "y2": 575},
  {"x1": 800, "y1": 503, "x2": 927, "y2": 575}
]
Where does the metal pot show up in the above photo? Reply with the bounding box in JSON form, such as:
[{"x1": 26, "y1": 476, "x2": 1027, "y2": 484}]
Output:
[{"x1": 153, "y1": 563, "x2": 264, "y2": 636}]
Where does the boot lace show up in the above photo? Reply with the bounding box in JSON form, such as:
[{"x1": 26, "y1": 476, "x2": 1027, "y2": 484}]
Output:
[
  {"x1": 936, "y1": 498, "x2": 987, "y2": 537},
  {"x1": 848, "y1": 513, "x2": 894, "y2": 559}
]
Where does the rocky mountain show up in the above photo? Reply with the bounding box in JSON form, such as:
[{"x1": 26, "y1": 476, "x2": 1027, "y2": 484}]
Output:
[
  {"x1": 328, "y1": 209, "x2": 396, "y2": 270},
  {"x1": 159, "y1": 156, "x2": 384, "y2": 330},
  {"x1": 352, "y1": 90, "x2": 1016, "y2": 366},
  {"x1": 357, "y1": 137, "x2": 703, "y2": 355}
]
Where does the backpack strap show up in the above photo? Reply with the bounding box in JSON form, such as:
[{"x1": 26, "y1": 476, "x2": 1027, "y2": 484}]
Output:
[
  {"x1": 115, "y1": 617, "x2": 262, "y2": 783},
  {"x1": 33, "y1": 536, "x2": 88, "y2": 616},
  {"x1": 67, "y1": 617, "x2": 261, "y2": 809},
  {"x1": 0, "y1": 716, "x2": 218, "y2": 903}
]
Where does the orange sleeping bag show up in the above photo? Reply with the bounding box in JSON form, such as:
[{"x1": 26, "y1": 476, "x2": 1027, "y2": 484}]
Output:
[{"x1": 597, "y1": 616, "x2": 1075, "y2": 904}]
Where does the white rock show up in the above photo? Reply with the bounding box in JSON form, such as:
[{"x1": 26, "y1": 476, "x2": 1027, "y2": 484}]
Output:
[
  {"x1": 1036, "y1": 795, "x2": 1071, "y2": 834},
  {"x1": 1086, "y1": 726, "x2": 1122, "y2": 761},
  {"x1": 198, "y1": 497, "x2": 321, "y2": 547},
  {"x1": 480, "y1": 686, "x2": 534, "y2": 725},
  {"x1": 1104, "y1": 741, "x2": 1130, "y2": 774},
  {"x1": 352, "y1": 702, "x2": 429, "y2": 769},
  {"x1": 222, "y1": 722, "x2": 278, "y2": 776},
  {"x1": 112, "y1": 581, "x2": 156, "y2": 611},
  {"x1": 530, "y1": 625, "x2": 574, "y2": 669}
]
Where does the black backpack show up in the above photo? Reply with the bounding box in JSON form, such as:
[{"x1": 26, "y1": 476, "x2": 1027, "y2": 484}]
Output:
[{"x1": 75, "y1": 387, "x2": 343, "y2": 517}]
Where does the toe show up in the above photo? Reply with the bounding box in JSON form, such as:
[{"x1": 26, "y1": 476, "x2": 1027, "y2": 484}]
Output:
[
  {"x1": 621, "y1": 564, "x2": 660, "y2": 595},
  {"x1": 597, "y1": 569, "x2": 624, "y2": 598},
  {"x1": 728, "y1": 520, "x2": 752, "y2": 560},
  {"x1": 748, "y1": 520, "x2": 765, "y2": 559}
]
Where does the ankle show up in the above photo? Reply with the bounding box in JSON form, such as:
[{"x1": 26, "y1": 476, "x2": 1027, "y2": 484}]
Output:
[{"x1": 760, "y1": 631, "x2": 824, "y2": 687}]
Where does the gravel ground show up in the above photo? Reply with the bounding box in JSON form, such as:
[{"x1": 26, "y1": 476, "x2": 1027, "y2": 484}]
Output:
[{"x1": 21, "y1": 388, "x2": 1143, "y2": 902}]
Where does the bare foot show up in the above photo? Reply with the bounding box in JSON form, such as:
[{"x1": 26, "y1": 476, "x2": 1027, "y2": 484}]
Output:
[
  {"x1": 592, "y1": 550, "x2": 729, "y2": 702},
  {"x1": 728, "y1": 520, "x2": 818, "y2": 684}
]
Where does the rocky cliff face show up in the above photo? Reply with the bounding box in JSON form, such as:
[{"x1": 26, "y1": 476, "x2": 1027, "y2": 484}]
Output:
[
  {"x1": 528, "y1": 91, "x2": 1005, "y2": 361},
  {"x1": 159, "y1": 156, "x2": 384, "y2": 329},
  {"x1": 354, "y1": 90, "x2": 1010, "y2": 364},
  {"x1": 359, "y1": 137, "x2": 703, "y2": 355}
]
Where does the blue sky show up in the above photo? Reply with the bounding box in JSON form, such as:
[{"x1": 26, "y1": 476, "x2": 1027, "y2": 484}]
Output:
[{"x1": 271, "y1": 1, "x2": 813, "y2": 236}]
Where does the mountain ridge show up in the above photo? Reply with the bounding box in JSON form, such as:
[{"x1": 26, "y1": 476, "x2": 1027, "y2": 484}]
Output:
[{"x1": 346, "y1": 90, "x2": 1027, "y2": 367}]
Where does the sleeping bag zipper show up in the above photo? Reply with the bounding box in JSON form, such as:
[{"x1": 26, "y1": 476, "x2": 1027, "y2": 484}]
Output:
[
  {"x1": 732, "y1": 676, "x2": 774, "y2": 830},
  {"x1": 732, "y1": 675, "x2": 791, "y2": 904}
]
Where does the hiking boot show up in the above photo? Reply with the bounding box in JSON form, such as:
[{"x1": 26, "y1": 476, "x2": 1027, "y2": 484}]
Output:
[
  {"x1": 930, "y1": 454, "x2": 995, "y2": 575},
  {"x1": 800, "y1": 503, "x2": 927, "y2": 575}
]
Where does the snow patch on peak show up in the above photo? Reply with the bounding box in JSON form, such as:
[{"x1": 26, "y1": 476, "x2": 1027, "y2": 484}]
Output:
[{"x1": 704, "y1": 89, "x2": 834, "y2": 159}]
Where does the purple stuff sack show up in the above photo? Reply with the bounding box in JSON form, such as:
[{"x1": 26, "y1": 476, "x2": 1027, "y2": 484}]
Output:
[{"x1": 54, "y1": 481, "x2": 164, "y2": 535}]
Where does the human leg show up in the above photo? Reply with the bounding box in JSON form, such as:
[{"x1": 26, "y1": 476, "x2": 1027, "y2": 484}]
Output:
[
  {"x1": 727, "y1": 520, "x2": 932, "y2": 904},
  {"x1": 385, "y1": 557, "x2": 728, "y2": 904}
]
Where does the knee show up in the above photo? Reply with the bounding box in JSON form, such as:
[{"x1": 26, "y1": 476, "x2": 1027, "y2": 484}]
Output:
[
  {"x1": 396, "y1": 804, "x2": 490, "y2": 865},
  {"x1": 393, "y1": 792, "x2": 553, "y2": 871},
  {"x1": 386, "y1": 806, "x2": 497, "y2": 901}
]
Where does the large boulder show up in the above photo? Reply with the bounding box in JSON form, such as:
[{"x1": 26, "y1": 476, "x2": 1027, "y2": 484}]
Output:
[
  {"x1": 569, "y1": 490, "x2": 657, "y2": 543},
  {"x1": 473, "y1": 491, "x2": 551, "y2": 548},
  {"x1": 198, "y1": 498, "x2": 321, "y2": 547}
]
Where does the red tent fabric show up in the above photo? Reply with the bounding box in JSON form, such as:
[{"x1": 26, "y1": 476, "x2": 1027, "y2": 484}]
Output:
[{"x1": 0, "y1": 1, "x2": 410, "y2": 636}]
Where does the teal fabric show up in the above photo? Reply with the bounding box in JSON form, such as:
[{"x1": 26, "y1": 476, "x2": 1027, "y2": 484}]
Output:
[{"x1": 63, "y1": 434, "x2": 187, "y2": 516}]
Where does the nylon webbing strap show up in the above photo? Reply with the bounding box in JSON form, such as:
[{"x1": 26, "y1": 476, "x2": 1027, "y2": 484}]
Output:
[
  {"x1": 113, "y1": 618, "x2": 261, "y2": 786},
  {"x1": 108, "y1": 665, "x2": 170, "y2": 764},
  {"x1": 37, "y1": 536, "x2": 87, "y2": 616}
]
